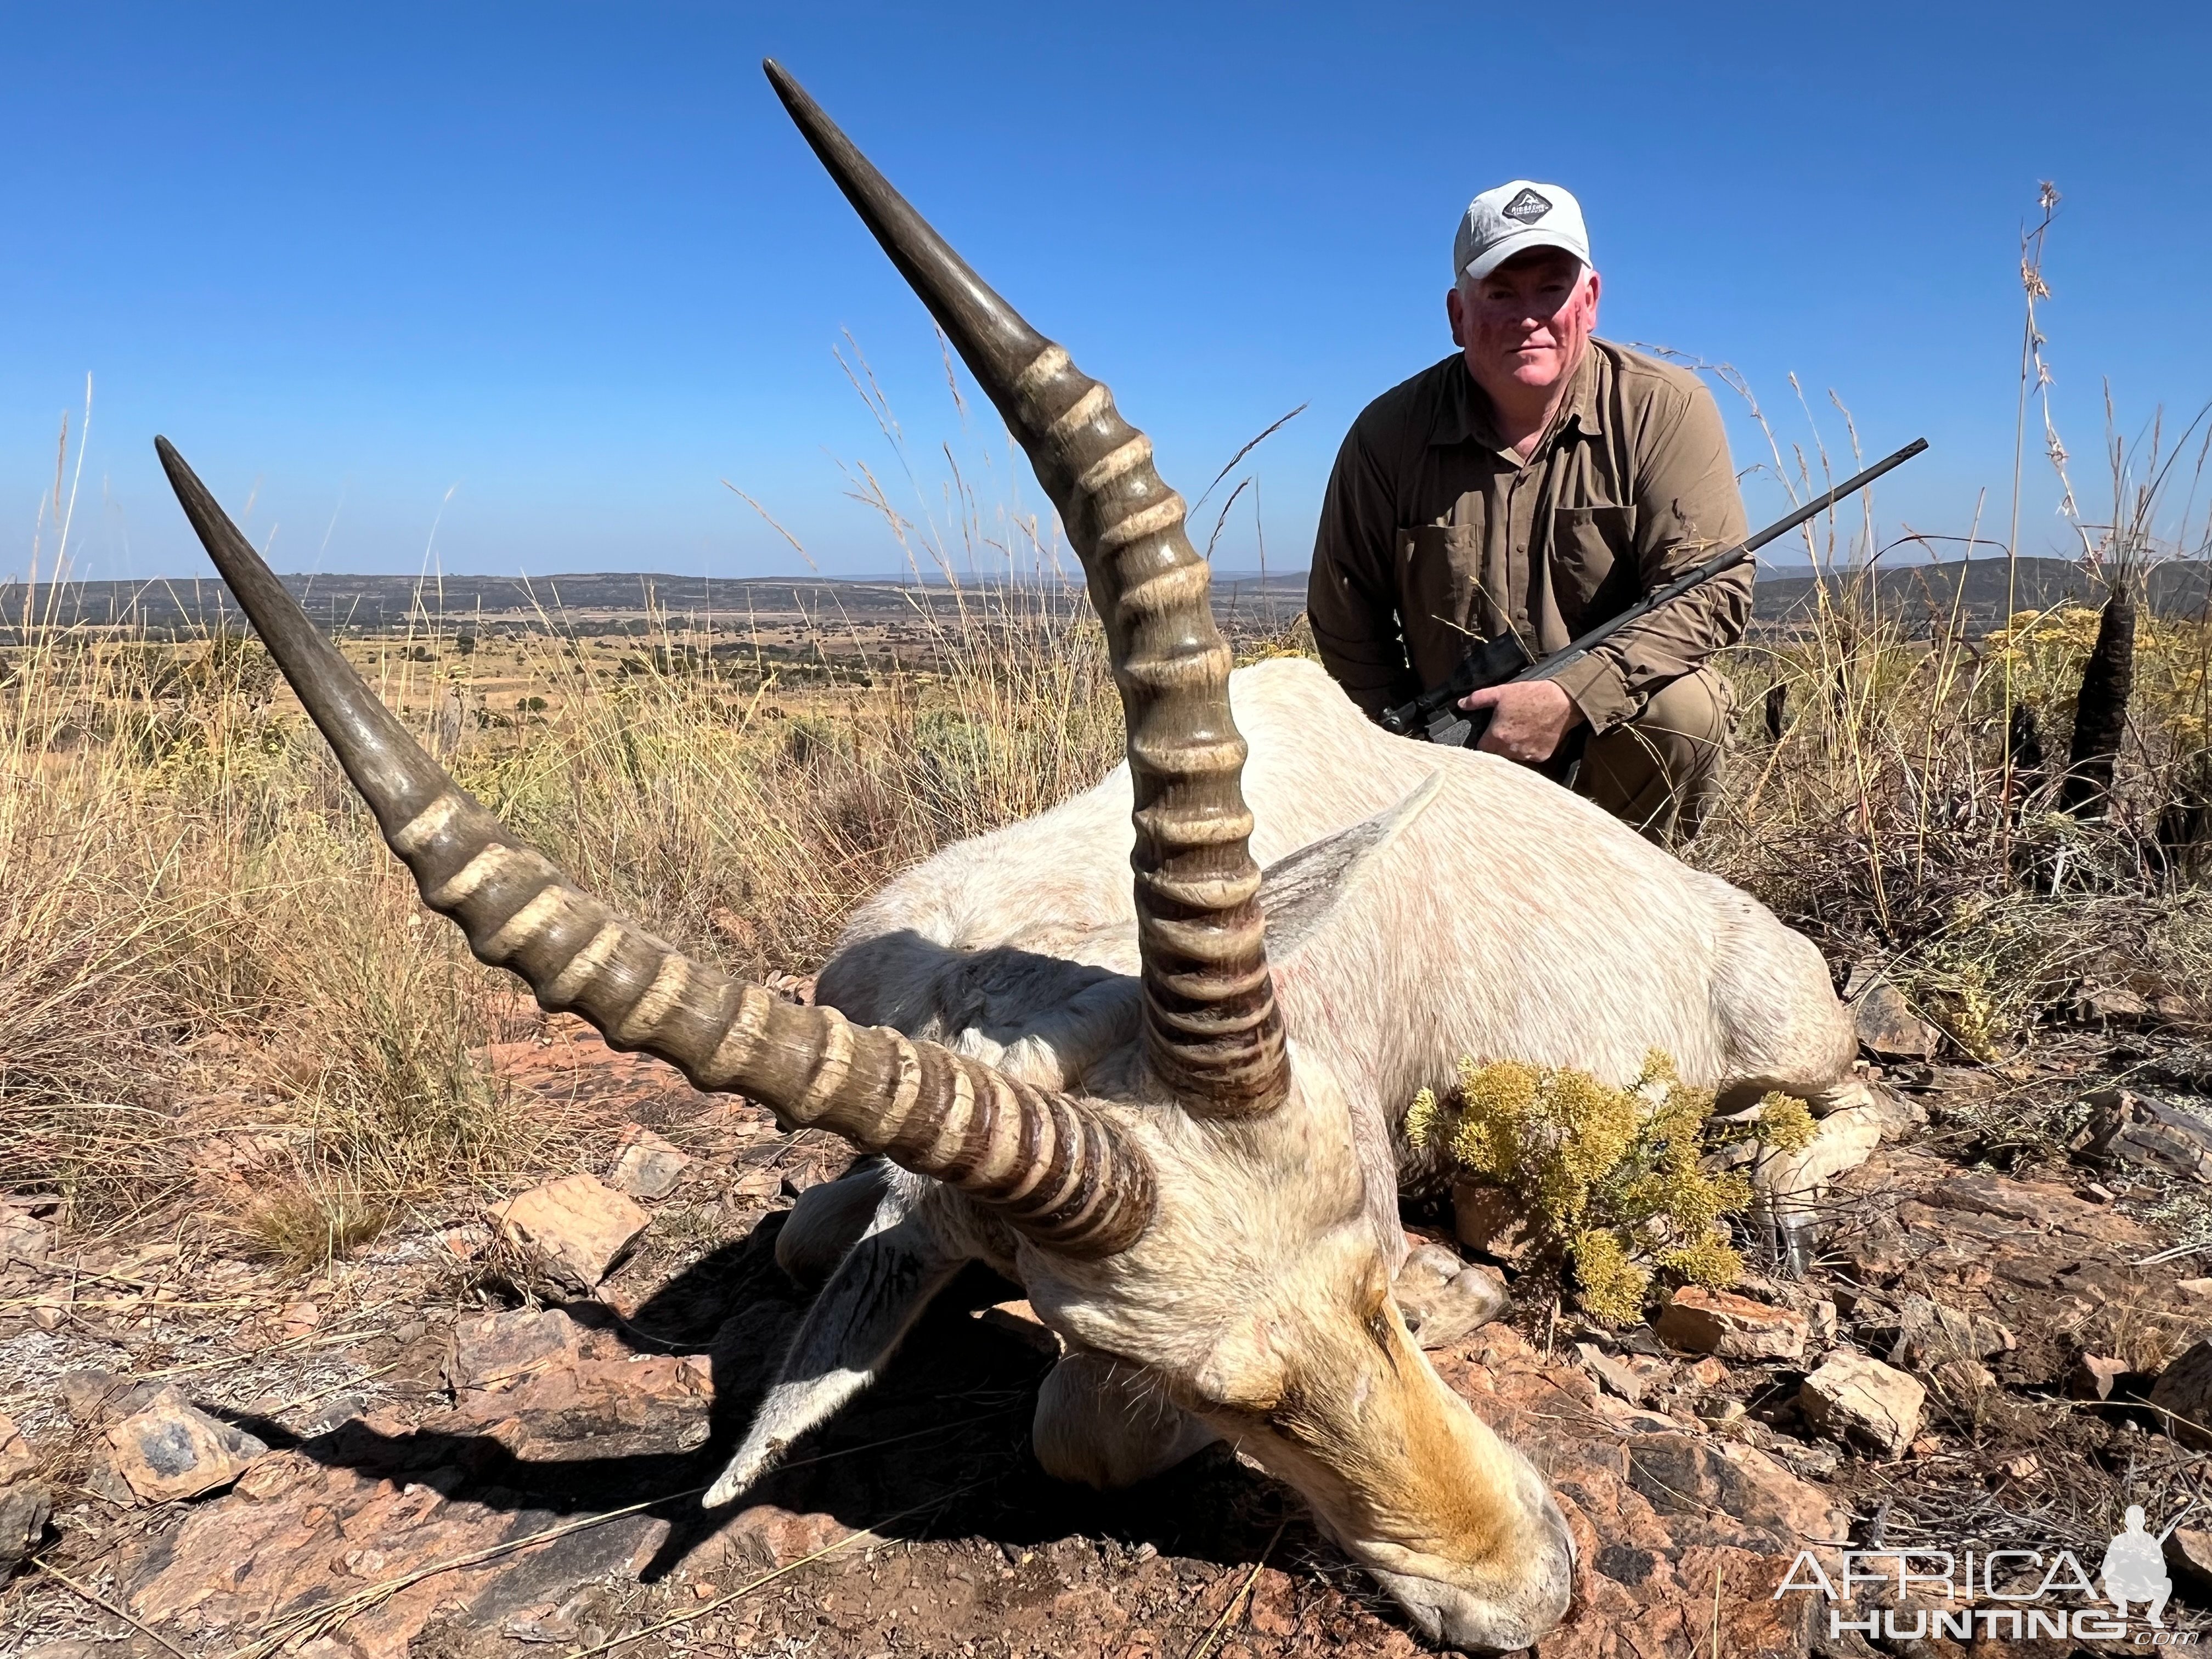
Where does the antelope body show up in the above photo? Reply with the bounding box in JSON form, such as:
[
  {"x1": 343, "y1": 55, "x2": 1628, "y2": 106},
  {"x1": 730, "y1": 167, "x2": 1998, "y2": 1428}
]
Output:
[
  {"x1": 823, "y1": 651, "x2": 1859, "y2": 1137},
  {"x1": 154, "y1": 63, "x2": 1868, "y2": 1652}
]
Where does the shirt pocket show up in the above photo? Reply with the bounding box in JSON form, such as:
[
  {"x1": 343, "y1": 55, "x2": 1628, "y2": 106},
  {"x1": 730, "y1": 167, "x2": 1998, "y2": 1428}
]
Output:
[
  {"x1": 1549, "y1": 504, "x2": 1640, "y2": 633},
  {"x1": 1397, "y1": 499, "x2": 1487, "y2": 678}
]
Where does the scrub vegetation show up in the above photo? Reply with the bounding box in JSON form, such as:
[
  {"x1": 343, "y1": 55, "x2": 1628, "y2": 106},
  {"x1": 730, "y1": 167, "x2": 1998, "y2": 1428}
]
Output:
[
  {"x1": 8, "y1": 491, "x2": 2203, "y2": 1257},
  {"x1": 1406, "y1": 1052, "x2": 1817, "y2": 1324},
  {"x1": 0, "y1": 562, "x2": 1127, "y2": 1240},
  {"x1": 3, "y1": 191, "x2": 2212, "y2": 1656}
]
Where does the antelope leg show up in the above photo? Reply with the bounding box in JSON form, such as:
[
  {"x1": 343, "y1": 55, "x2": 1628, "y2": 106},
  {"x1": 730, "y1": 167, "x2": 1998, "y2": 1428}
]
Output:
[
  {"x1": 774, "y1": 1158, "x2": 893, "y2": 1286},
  {"x1": 1033, "y1": 1348, "x2": 1220, "y2": 1489}
]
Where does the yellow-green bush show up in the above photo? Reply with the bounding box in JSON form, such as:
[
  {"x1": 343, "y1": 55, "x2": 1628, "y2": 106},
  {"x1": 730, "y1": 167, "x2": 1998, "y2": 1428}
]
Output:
[
  {"x1": 1985, "y1": 606, "x2": 2210, "y2": 749},
  {"x1": 1407, "y1": 1052, "x2": 1815, "y2": 1325}
]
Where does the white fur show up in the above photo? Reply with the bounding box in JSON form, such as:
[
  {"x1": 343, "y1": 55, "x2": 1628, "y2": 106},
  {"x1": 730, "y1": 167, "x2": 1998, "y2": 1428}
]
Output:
[
  {"x1": 822, "y1": 657, "x2": 1858, "y2": 1222},
  {"x1": 724, "y1": 659, "x2": 1857, "y2": 1650}
]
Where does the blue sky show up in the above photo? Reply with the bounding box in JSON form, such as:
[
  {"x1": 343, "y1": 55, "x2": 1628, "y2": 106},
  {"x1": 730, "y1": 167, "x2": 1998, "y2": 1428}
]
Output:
[{"x1": 5, "y1": 1, "x2": 2208, "y2": 583}]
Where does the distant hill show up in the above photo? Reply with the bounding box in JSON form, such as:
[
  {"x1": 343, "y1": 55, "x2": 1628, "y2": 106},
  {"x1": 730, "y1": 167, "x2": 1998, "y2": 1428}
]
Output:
[
  {"x1": 0, "y1": 569, "x2": 1299, "y2": 631},
  {"x1": 0, "y1": 558, "x2": 2199, "y2": 633},
  {"x1": 0, "y1": 571, "x2": 969, "y2": 630},
  {"x1": 1750, "y1": 557, "x2": 2208, "y2": 629}
]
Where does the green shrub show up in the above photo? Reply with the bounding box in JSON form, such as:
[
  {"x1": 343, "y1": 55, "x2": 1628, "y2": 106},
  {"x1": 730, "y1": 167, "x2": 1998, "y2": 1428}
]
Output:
[{"x1": 1407, "y1": 1052, "x2": 1816, "y2": 1325}]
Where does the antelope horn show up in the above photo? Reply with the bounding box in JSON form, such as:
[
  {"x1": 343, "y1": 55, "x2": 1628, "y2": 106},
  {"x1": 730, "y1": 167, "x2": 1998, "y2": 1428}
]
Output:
[
  {"x1": 153, "y1": 438, "x2": 1153, "y2": 1257},
  {"x1": 765, "y1": 61, "x2": 1287, "y2": 1118}
]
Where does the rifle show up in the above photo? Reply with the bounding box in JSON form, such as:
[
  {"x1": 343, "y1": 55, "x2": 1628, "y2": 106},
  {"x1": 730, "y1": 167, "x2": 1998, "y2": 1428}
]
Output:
[{"x1": 1378, "y1": 438, "x2": 1928, "y2": 772}]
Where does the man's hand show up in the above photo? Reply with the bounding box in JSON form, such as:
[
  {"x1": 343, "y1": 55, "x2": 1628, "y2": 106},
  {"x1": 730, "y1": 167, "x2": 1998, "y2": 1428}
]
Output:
[{"x1": 1462, "y1": 679, "x2": 1579, "y2": 763}]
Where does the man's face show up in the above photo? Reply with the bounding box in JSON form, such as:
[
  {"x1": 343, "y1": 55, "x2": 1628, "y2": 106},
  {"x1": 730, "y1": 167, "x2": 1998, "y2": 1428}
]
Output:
[{"x1": 1446, "y1": 248, "x2": 1599, "y2": 403}]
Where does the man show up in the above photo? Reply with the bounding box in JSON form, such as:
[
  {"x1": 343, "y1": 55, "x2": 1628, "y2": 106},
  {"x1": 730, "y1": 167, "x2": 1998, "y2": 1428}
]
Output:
[{"x1": 1307, "y1": 179, "x2": 1749, "y2": 842}]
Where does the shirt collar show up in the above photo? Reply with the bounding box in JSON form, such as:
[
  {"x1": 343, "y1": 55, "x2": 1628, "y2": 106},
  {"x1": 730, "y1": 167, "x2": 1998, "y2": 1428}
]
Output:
[{"x1": 1429, "y1": 343, "x2": 1606, "y2": 454}]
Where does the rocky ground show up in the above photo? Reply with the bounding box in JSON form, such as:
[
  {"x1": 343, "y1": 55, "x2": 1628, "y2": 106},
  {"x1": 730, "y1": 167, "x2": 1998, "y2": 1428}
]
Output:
[{"x1": 7, "y1": 995, "x2": 2212, "y2": 1658}]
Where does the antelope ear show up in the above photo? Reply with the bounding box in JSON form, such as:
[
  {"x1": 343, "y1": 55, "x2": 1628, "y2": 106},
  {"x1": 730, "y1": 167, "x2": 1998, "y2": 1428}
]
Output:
[{"x1": 1259, "y1": 771, "x2": 1446, "y2": 958}]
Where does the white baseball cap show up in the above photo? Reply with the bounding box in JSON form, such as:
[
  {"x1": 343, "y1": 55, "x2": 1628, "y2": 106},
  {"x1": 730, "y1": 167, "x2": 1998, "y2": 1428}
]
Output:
[{"x1": 1453, "y1": 181, "x2": 1591, "y2": 284}]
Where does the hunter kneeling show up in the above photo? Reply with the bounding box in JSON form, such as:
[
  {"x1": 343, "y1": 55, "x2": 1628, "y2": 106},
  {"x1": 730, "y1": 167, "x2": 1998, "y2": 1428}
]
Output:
[{"x1": 1310, "y1": 179, "x2": 1747, "y2": 843}]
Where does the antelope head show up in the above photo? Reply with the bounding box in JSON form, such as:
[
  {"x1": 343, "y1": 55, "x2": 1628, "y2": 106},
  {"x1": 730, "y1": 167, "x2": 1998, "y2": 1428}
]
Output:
[{"x1": 151, "y1": 62, "x2": 1572, "y2": 1650}]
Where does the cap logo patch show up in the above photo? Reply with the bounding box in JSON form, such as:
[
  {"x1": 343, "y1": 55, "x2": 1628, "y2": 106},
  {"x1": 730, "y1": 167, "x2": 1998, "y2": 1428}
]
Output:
[{"x1": 1502, "y1": 188, "x2": 1551, "y2": 224}]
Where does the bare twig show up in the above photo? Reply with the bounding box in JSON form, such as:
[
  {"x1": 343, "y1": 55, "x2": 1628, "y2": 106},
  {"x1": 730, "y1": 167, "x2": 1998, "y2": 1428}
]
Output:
[
  {"x1": 1193, "y1": 404, "x2": 1308, "y2": 511},
  {"x1": 1186, "y1": 1519, "x2": 1289, "y2": 1659},
  {"x1": 31, "y1": 1556, "x2": 194, "y2": 1659}
]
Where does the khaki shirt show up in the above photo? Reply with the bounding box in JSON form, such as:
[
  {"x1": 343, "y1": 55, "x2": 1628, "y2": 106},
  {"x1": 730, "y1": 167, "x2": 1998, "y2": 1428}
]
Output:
[{"x1": 1306, "y1": 340, "x2": 1750, "y2": 732}]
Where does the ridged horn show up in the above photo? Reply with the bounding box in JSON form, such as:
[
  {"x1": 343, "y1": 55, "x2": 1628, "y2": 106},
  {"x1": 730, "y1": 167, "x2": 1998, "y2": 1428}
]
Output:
[
  {"x1": 765, "y1": 60, "x2": 1288, "y2": 1118},
  {"x1": 153, "y1": 437, "x2": 1153, "y2": 1257}
]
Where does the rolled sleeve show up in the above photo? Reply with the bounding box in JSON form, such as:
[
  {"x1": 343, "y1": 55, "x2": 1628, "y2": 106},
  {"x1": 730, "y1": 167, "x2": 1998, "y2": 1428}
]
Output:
[{"x1": 1550, "y1": 650, "x2": 1636, "y2": 733}]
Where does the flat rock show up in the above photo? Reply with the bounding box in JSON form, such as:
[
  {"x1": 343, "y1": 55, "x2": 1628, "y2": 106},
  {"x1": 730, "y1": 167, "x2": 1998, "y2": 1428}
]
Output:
[
  {"x1": 0, "y1": 1480, "x2": 50, "y2": 1571},
  {"x1": 0, "y1": 1211, "x2": 50, "y2": 1269},
  {"x1": 2074, "y1": 985, "x2": 2152, "y2": 1027},
  {"x1": 1798, "y1": 1351, "x2": 1925, "y2": 1457},
  {"x1": 432, "y1": 1334, "x2": 716, "y2": 1463},
  {"x1": 1887, "y1": 1294, "x2": 2013, "y2": 1370},
  {"x1": 110, "y1": 1301, "x2": 718, "y2": 1659},
  {"x1": 104, "y1": 1388, "x2": 268, "y2": 1504},
  {"x1": 1451, "y1": 1178, "x2": 1539, "y2": 1262},
  {"x1": 2150, "y1": 1339, "x2": 2212, "y2": 1448},
  {"x1": 491, "y1": 1171, "x2": 650, "y2": 1289},
  {"x1": 1915, "y1": 1172, "x2": 2046, "y2": 1225},
  {"x1": 117, "y1": 1448, "x2": 665, "y2": 1659},
  {"x1": 1576, "y1": 1343, "x2": 1650, "y2": 1406},
  {"x1": 1395, "y1": 1244, "x2": 1510, "y2": 1350},
  {"x1": 2069, "y1": 1087, "x2": 2212, "y2": 1184},
  {"x1": 58, "y1": 1367, "x2": 160, "y2": 1426},
  {"x1": 1435, "y1": 1324, "x2": 1844, "y2": 1658},
  {"x1": 1846, "y1": 968, "x2": 1942, "y2": 1060},
  {"x1": 610, "y1": 1125, "x2": 692, "y2": 1200},
  {"x1": 1653, "y1": 1287, "x2": 1809, "y2": 1362},
  {"x1": 445, "y1": 1305, "x2": 586, "y2": 1394},
  {"x1": 0, "y1": 1413, "x2": 33, "y2": 1482}
]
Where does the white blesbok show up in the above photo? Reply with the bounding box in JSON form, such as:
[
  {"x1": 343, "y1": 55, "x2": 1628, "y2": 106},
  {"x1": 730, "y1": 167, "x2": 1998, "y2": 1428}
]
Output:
[{"x1": 152, "y1": 62, "x2": 1875, "y2": 1652}]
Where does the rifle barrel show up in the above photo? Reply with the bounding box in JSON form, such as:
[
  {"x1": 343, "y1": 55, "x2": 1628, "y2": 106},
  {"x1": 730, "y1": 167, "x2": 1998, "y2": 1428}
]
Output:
[
  {"x1": 1536, "y1": 436, "x2": 1927, "y2": 674},
  {"x1": 1740, "y1": 437, "x2": 1930, "y2": 560}
]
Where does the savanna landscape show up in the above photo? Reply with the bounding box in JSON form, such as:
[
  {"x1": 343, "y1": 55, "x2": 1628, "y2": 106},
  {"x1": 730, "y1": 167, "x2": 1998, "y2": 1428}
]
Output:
[
  {"x1": 5, "y1": 382, "x2": 2212, "y2": 1659},
  {"x1": 3, "y1": 26, "x2": 2211, "y2": 1659}
]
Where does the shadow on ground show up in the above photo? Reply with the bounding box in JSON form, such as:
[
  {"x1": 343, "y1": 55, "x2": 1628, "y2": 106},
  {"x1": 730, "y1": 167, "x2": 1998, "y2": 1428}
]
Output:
[{"x1": 216, "y1": 1206, "x2": 1300, "y2": 1587}]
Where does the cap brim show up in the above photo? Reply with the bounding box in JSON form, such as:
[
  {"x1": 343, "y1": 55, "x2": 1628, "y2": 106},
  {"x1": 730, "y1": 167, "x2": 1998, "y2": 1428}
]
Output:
[{"x1": 1460, "y1": 228, "x2": 1588, "y2": 285}]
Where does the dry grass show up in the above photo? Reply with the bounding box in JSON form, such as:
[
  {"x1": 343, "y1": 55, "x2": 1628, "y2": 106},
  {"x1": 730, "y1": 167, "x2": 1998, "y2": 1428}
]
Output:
[
  {"x1": 5, "y1": 264, "x2": 2208, "y2": 1269},
  {"x1": 1689, "y1": 189, "x2": 2212, "y2": 1059},
  {"x1": 233, "y1": 1178, "x2": 394, "y2": 1273},
  {"x1": 16, "y1": 532, "x2": 2200, "y2": 1262},
  {"x1": 1701, "y1": 583, "x2": 2212, "y2": 1048},
  {"x1": 0, "y1": 565, "x2": 1124, "y2": 1246}
]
